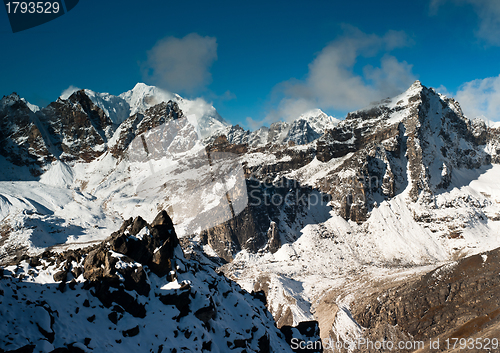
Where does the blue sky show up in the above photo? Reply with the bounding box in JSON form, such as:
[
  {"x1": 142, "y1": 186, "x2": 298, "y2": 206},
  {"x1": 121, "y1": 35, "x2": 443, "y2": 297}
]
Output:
[{"x1": 1, "y1": 0, "x2": 500, "y2": 127}]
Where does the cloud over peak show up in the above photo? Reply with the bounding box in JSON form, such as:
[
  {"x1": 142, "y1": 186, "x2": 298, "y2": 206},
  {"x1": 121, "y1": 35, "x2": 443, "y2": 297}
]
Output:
[
  {"x1": 143, "y1": 33, "x2": 218, "y2": 95},
  {"x1": 454, "y1": 75, "x2": 500, "y2": 122},
  {"x1": 60, "y1": 85, "x2": 81, "y2": 100},
  {"x1": 264, "y1": 27, "x2": 416, "y2": 124}
]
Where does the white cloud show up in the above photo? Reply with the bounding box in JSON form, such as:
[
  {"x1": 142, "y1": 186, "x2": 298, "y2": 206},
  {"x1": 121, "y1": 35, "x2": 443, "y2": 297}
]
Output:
[
  {"x1": 265, "y1": 27, "x2": 416, "y2": 123},
  {"x1": 246, "y1": 117, "x2": 263, "y2": 130},
  {"x1": 434, "y1": 84, "x2": 452, "y2": 97},
  {"x1": 364, "y1": 55, "x2": 416, "y2": 97},
  {"x1": 143, "y1": 33, "x2": 218, "y2": 95},
  {"x1": 60, "y1": 85, "x2": 80, "y2": 99},
  {"x1": 430, "y1": 0, "x2": 500, "y2": 45},
  {"x1": 265, "y1": 97, "x2": 317, "y2": 124},
  {"x1": 454, "y1": 75, "x2": 500, "y2": 121}
]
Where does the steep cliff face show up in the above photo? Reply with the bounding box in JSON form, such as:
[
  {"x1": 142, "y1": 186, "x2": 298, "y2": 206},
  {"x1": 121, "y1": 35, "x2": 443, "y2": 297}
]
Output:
[
  {"x1": 302, "y1": 81, "x2": 492, "y2": 223},
  {"x1": 0, "y1": 93, "x2": 52, "y2": 177},
  {"x1": 38, "y1": 90, "x2": 115, "y2": 162},
  {"x1": 109, "y1": 100, "x2": 184, "y2": 157},
  {"x1": 199, "y1": 178, "x2": 331, "y2": 262},
  {"x1": 398, "y1": 82, "x2": 489, "y2": 201}
]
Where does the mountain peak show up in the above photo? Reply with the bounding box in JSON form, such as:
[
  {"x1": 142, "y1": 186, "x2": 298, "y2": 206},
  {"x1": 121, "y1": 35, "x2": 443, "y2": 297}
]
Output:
[
  {"x1": 5, "y1": 92, "x2": 20, "y2": 99},
  {"x1": 119, "y1": 83, "x2": 175, "y2": 117},
  {"x1": 403, "y1": 79, "x2": 425, "y2": 97},
  {"x1": 125, "y1": 82, "x2": 171, "y2": 100},
  {"x1": 0, "y1": 92, "x2": 21, "y2": 108},
  {"x1": 298, "y1": 108, "x2": 326, "y2": 120},
  {"x1": 132, "y1": 82, "x2": 150, "y2": 90},
  {"x1": 410, "y1": 79, "x2": 423, "y2": 89},
  {"x1": 0, "y1": 93, "x2": 39, "y2": 113}
]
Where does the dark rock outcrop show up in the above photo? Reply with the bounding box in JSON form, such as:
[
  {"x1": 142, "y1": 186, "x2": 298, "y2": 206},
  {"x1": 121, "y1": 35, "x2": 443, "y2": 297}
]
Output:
[
  {"x1": 104, "y1": 211, "x2": 179, "y2": 277},
  {"x1": 267, "y1": 221, "x2": 280, "y2": 254},
  {"x1": 280, "y1": 321, "x2": 323, "y2": 353},
  {"x1": 80, "y1": 211, "x2": 180, "y2": 316},
  {"x1": 201, "y1": 178, "x2": 330, "y2": 261}
]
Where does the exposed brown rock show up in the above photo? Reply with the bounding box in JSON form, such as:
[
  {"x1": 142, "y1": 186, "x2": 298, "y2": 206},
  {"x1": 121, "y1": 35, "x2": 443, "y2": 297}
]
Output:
[
  {"x1": 78, "y1": 211, "x2": 181, "y2": 317},
  {"x1": 350, "y1": 247, "x2": 500, "y2": 352},
  {"x1": 206, "y1": 135, "x2": 248, "y2": 155},
  {"x1": 105, "y1": 211, "x2": 179, "y2": 276},
  {"x1": 39, "y1": 90, "x2": 113, "y2": 162}
]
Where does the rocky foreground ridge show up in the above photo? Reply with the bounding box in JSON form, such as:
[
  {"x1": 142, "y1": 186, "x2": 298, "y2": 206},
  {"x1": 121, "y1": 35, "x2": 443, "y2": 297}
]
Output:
[{"x1": 0, "y1": 211, "x2": 320, "y2": 352}]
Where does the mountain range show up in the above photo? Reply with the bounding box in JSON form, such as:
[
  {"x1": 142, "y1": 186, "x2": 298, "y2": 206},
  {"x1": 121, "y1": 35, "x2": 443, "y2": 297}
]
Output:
[{"x1": 1, "y1": 81, "x2": 500, "y2": 352}]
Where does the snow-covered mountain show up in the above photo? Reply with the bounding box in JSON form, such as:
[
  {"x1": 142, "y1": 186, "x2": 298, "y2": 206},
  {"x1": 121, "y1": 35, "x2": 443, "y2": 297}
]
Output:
[
  {"x1": 82, "y1": 83, "x2": 229, "y2": 139},
  {"x1": 83, "y1": 89, "x2": 131, "y2": 125},
  {"x1": 0, "y1": 84, "x2": 340, "y2": 182},
  {"x1": 21, "y1": 98, "x2": 40, "y2": 113},
  {"x1": 2, "y1": 80, "x2": 500, "y2": 352},
  {"x1": 206, "y1": 108, "x2": 339, "y2": 147}
]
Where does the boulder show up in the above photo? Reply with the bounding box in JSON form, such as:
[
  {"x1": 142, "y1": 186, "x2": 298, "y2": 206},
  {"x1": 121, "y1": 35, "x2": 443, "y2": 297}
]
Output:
[
  {"x1": 107, "y1": 211, "x2": 179, "y2": 276},
  {"x1": 122, "y1": 325, "x2": 140, "y2": 337},
  {"x1": 80, "y1": 210, "x2": 180, "y2": 316}
]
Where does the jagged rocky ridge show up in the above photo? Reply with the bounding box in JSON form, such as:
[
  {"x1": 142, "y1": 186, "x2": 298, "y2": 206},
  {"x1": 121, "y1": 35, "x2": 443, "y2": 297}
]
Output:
[
  {"x1": 0, "y1": 210, "x2": 319, "y2": 352},
  {"x1": 0, "y1": 90, "x2": 187, "y2": 178},
  {"x1": 2, "y1": 81, "x2": 500, "y2": 263},
  {"x1": 205, "y1": 109, "x2": 338, "y2": 147},
  {"x1": 200, "y1": 81, "x2": 500, "y2": 261},
  {"x1": 0, "y1": 86, "x2": 334, "y2": 181},
  {"x1": 216, "y1": 81, "x2": 493, "y2": 221}
]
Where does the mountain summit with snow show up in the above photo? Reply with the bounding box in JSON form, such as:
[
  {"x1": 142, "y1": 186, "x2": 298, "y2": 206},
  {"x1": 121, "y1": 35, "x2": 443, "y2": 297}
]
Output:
[
  {"x1": 0, "y1": 83, "x2": 340, "y2": 179},
  {"x1": 81, "y1": 83, "x2": 229, "y2": 138},
  {"x1": 206, "y1": 108, "x2": 338, "y2": 147}
]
